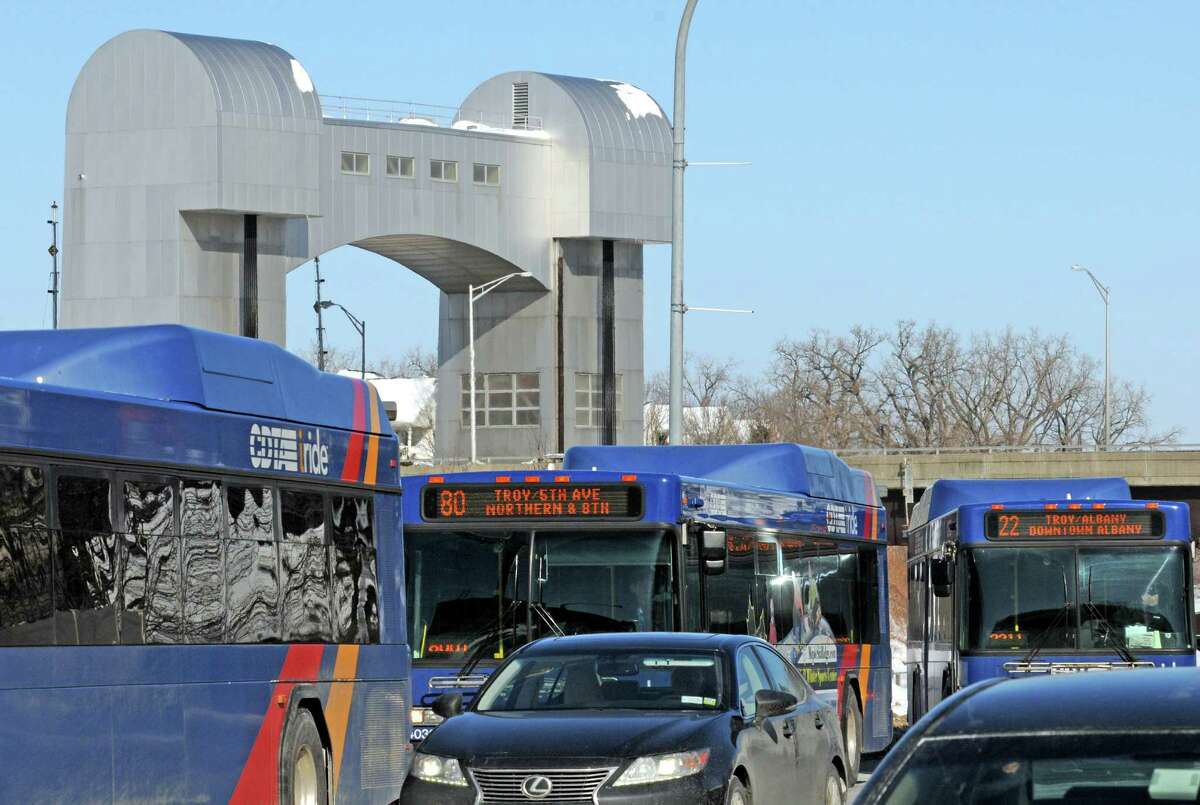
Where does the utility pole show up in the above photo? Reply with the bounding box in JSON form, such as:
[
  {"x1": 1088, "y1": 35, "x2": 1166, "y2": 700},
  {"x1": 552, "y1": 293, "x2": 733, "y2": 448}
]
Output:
[
  {"x1": 669, "y1": 0, "x2": 700, "y2": 445},
  {"x1": 47, "y1": 201, "x2": 59, "y2": 329},
  {"x1": 313, "y1": 256, "x2": 327, "y2": 370}
]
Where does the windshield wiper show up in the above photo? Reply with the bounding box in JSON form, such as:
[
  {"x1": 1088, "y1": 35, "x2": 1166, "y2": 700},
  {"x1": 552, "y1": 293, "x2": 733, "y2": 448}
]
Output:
[
  {"x1": 457, "y1": 599, "x2": 522, "y2": 682},
  {"x1": 531, "y1": 601, "x2": 565, "y2": 637},
  {"x1": 1018, "y1": 600, "x2": 1073, "y2": 665},
  {"x1": 1085, "y1": 573, "x2": 1139, "y2": 664}
]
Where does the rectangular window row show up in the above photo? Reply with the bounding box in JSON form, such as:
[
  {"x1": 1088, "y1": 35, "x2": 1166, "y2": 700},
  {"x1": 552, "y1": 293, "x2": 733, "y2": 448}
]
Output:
[
  {"x1": 459, "y1": 372, "x2": 540, "y2": 427},
  {"x1": 0, "y1": 461, "x2": 379, "y2": 647},
  {"x1": 574, "y1": 372, "x2": 624, "y2": 428},
  {"x1": 340, "y1": 151, "x2": 500, "y2": 186}
]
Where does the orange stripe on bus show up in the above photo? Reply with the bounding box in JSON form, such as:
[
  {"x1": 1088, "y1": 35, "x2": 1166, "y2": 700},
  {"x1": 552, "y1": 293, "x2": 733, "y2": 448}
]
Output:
[
  {"x1": 857, "y1": 644, "x2": 872, "y2": 709},
  {"x1": 363, "y1": 385, "x2": 381, "y2": 485},
  {"x1": 326, "y1": 644, "x2": 361, "y2": 797}
]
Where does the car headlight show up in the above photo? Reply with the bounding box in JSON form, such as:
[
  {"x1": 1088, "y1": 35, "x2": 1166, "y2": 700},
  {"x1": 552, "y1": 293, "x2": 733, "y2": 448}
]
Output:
[
  {"x1": 613, "y1": 748, "x2": 710, "y2": 786},
  {"x1": 411, "y1": 752, "x2": 468, "y2": 787}
]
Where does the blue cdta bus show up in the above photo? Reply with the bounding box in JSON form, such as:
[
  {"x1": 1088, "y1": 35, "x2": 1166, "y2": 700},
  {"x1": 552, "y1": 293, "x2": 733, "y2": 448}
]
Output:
[
  {"x1": 0, "y1": 326, "x2": 411, "y2": 804},
  {"x1": 403, "y1": 444, "x2": 893, "y2": 780},
  {"x1": 906, "y1": 477, "x2": 1195, "y2": 723}
]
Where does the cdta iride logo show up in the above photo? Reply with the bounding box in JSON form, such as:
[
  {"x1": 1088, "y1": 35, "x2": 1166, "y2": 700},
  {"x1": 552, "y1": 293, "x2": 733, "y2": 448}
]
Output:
[{"x1": 249, "y1": 423, "x2": 329, "y2": 476}]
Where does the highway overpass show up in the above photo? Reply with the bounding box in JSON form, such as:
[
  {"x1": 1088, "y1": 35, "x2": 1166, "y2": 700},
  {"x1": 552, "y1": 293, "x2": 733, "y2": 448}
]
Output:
[{"x1": 841, "y1": 446, "x2": 1200, "y2": 540}]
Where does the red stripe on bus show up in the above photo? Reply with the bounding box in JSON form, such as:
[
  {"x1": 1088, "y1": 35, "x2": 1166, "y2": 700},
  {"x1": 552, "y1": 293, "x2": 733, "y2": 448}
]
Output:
[
  {"x1": 229, "y1": 644, "x2": 325, "y2": 805},
  {"x1": 340, "y1": 381, "x2": 366, "y2": 482}
]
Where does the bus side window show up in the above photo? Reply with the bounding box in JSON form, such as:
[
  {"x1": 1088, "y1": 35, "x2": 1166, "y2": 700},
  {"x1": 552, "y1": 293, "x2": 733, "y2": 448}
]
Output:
[
  {"x1": 226, "y1": 485, "x2": 279, "y2": 643},
  {"x1": 55, "y1": 473, "x2": 118, "y2": 645},
  {"x1": 705, "y1": 532, "x2": 756, "y2": 635},
  {"x1": 331, "y1": 495, "x2": 378, "y2": 644},
  {"x1": 120, "y1": 478, "x2": 181, "y2": 645},
  {"x1": 181, "y1": 478, "x2": 224, "y2": 643},
  {"x1": 280, "y1": 489, "x2": 331, "y2": 642},
  {"x1": 0, "y1": 462, "x2": 53, "y2": 646}
]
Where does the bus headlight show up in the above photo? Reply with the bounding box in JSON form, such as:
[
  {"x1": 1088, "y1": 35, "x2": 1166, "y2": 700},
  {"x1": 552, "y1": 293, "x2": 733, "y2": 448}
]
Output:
[
  {"x1": 411, "y1": 752, "x2": 468, "y2": 787},
  {"x1": 410, "y1": 707, "x2": 443, "y2": 726},
  {"x1": 614, "y1": 749, "x2": 710, "y2": 786}
]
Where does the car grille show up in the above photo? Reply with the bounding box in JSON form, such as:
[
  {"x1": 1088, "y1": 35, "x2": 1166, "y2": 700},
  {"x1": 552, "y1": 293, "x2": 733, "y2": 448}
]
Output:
[{"x1": 469, "y1": 767, "x2": 615, "y2": 803}]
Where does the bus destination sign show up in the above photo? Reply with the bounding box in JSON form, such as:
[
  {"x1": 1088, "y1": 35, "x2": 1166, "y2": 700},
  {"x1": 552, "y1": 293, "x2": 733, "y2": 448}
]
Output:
[
  {"x1": 985, "y1": 509, "x2": 1163, "y2": 540},
  {"x1": 421, "y1": 483, "x2": 643, "y2": 522}
]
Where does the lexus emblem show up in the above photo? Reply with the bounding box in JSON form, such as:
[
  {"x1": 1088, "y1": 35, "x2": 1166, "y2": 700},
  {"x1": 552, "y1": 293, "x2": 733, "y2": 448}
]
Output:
[{"x1": 521, "y1": 775, "x2": 554, "y2": 799}]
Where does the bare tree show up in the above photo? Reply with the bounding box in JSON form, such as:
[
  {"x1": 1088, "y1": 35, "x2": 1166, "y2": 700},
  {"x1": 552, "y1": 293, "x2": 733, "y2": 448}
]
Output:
[{"x1": 299, "y1": 341, "x2": 436, "y2": 378}]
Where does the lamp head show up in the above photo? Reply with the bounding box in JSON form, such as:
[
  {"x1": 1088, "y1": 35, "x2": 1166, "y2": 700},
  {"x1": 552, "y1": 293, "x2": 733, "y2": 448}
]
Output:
[{"x1": 314, "y1": 300, "x2": 334, "y2": 311}]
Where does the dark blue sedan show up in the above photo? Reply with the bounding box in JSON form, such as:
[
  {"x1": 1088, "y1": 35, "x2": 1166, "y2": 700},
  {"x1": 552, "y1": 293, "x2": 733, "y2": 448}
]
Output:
[
  {"x1": 855, "y1": 667, "x2": 1200, "y2": 804},
  {"x1": 400, "y1": 632, "x2": 848, "y2": 804}
]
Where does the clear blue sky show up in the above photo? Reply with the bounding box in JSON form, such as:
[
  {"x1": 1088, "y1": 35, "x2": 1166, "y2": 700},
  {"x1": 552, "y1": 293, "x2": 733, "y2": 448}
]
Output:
[{"x1": 0, "y1": 1, "x2": 1196, "y2": 437}]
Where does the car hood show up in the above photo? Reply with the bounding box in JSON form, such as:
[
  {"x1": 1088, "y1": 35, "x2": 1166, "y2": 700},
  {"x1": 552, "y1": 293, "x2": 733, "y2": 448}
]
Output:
[{"x1": 422, "y1": 710, "x2": 725, "y2": 761}]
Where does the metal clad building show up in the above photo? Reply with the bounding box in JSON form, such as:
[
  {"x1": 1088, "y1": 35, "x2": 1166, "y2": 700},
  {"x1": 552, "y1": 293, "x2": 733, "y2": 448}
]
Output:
[{"x1": 63, "y1": 31, "x2": 670, "y2": 460}]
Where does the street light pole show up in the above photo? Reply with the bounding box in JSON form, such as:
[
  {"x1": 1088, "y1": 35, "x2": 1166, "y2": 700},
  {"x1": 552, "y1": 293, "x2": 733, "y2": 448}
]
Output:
[
  {"x1": 467, "y1": 271, "x2": 532, "y2": 464},
  {"x1": 1071, "y1": 264, "x2": 1111, "y2": 448},
  {"x1": 48, "y1": 201, "x2": 59, "y2": 329},
  {"x1": 669, "y1": 0, "x2": 700, "y2": 446},
  {"x1": 314, "y1": 299, "x2": 365, "y2": 380}
]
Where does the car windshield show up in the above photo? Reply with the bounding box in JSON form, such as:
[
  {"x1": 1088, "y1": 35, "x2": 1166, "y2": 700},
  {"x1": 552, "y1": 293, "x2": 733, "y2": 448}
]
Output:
[
  {"x1": 475, "y1": 650, "x2": 724, "y2": 712},
  {"x1": 963, "y1": 546, "x2": 1191, "y2": 652},
  {"x1": 879, "y1": 733, "x2": 1200, "y2": 804},
  {"x1": 405, "y1": 530, "x2": 676, "y2": 662}
]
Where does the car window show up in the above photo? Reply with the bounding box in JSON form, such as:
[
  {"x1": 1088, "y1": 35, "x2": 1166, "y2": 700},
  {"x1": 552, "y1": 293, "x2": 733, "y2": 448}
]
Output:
[
  {"x1": 736, "y1": 647, "x2": 771, "y2": 718},
  {"x1": 753, "y1": 645, "x2": 807, "y2": 701}
]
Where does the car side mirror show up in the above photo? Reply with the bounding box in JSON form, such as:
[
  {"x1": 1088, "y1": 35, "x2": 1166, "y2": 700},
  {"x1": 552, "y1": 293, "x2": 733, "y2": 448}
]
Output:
[
  {"x1": 431, "y1": 691, "x2": 463, "y2": 720},
  {"x1": 931, "y1": 557, "x2": 953, "y2": 598},
  {"x1": 754, "y1": 688, "x2": 797, "y2": 719},
  {"x1": 701, "y1": 530, "x2": 727, "y2": 575}
]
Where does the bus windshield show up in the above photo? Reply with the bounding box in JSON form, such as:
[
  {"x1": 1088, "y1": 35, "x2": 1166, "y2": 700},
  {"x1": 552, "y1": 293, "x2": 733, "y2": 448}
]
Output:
[
  {"x1": 406, "y1": 529, "x2": 675, "y2": 662},
  {"x1": 964, "y1": 546, "x2": 1191, "y2": 652}
]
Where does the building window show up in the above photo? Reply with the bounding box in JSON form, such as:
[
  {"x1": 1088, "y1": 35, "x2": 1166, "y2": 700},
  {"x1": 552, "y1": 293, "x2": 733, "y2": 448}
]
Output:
[
  {"x1": 460, "y1": 372, "x2": 540, "y2": 427},
  {"x1": 340, "y1": 151, "x2": 370, "y2": 176},
  {"x1": 473, "y1": 163, "x2": 500, "y2": 186},
  {"x1": 575, "y1": 373, "x2": 623, "y2": 427},
  {"x1": 430, "y1": 159, "x2": 458, "y2": 182},
  {"x1": 386, "y1": 155, "x2": 415, "y2": 178}
]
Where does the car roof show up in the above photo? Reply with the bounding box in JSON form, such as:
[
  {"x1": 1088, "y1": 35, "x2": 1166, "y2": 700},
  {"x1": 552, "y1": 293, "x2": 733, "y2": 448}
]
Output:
[
  {"x1": 516, "y1": 631, "x2": 760, "y2": 655},
  {"x1": 929, "y1": 669, "x2": 1200, "y2": 736}
]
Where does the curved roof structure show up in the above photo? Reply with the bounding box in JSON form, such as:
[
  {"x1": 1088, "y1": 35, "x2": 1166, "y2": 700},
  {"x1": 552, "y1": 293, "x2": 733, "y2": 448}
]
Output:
[
  {"x1": 164, "y1": 31, "x2": 321, "y2": 120},
  {"x1": 540, "y1": 74, "x2": 671, "y2": 161}
]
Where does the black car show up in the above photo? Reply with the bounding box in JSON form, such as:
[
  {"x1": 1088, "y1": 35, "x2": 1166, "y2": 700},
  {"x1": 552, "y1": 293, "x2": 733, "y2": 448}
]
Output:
[
  {"x1": 400, "y1": 632, "x2": 847, "y2": 805},
  {"x1": 855, "y1": 667, "x2": 1200, "y2": 804}
]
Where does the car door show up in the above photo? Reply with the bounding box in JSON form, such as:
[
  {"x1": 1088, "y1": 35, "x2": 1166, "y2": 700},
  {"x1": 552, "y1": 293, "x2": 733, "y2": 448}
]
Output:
[
  {"x1": 754, "y1": 645, "x2": 824, "y2": 796},
  {"x1": 734, "y1": 646, "x2": 793, "y2": 804}
]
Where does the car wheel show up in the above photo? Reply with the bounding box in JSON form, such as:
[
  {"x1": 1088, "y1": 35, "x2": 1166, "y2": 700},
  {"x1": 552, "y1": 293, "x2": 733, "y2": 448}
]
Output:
[
  {"x1": 280, "y1": 708, "x2": 328, "y2": 805},
  {"x1": 725, "y1": 775, "x2": 752, "y2": 805},
  {"x1": 825, "y1": 768, "x2": 845, "y2": 805},
  {"x1": 843, "y1": 692, "x2": 863, "y2": 783}
]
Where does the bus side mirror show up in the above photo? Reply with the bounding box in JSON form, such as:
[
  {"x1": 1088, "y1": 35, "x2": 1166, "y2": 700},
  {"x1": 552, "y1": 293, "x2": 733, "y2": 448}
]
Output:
[
  {"x1": 431, "y1": 691, "x2": 463, "y2": 720},
  {"x1": 701, "y1": 530, "x2": 727, "y2": 575},
  {"x1": 931, "y1": 557, "x2": 953, "y2": 598}
]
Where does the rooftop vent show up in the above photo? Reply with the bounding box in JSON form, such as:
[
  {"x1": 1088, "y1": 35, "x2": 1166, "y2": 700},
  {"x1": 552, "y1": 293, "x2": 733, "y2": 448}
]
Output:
[{"x1": 512, "y1": 82, "x2": 529, "y2": 129}]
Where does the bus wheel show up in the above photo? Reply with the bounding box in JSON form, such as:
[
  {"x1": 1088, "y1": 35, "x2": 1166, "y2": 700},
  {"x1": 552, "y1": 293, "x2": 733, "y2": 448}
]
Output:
[
  {"x1": 725, "y1": 775, "x2": 752, "y2": 805},
  {"x1": 842, "y1": 691, "x2": 863, "y2": 783},
  {"x1": 281, "y1": 709, "x2": 329, "y2": 805}
]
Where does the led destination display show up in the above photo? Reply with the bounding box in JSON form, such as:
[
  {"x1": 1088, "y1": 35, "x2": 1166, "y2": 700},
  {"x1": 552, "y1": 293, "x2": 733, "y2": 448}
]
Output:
[
  {"x1": 985, "y1": 509, "x2": 1163, "y2": 539},
  {"x1": 421, "y1": 482, "x2": 643, "y2": 521}
]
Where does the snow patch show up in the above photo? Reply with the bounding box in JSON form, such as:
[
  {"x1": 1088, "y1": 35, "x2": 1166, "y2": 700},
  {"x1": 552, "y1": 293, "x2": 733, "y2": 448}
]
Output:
[
  {"x1": 452, "y1": 119, "x2": 549, "y2": 139},
  {"x1": 290, "y1": 59, "x2": 314, "y2": 94},
  {"x1": 891, "y1": 637, "x2": 907, "y2": 719},
  {"x1": 398, "y1": 116, "x2": 438, "y2": 127},
  {"x1": 606, "y1": 81, "x2": 663, "y2": 120}
]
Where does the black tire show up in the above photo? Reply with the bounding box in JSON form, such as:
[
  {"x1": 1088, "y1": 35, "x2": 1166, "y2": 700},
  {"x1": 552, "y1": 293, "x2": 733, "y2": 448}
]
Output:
[
  {"x1": 280, "y1": 708, "x2": 329, "y2": 805},
  {"x1": 825, "y1": 767, "x2": 846, "y2": 805},
  {"x1": 842, "y1": 690, "x2": 863, "y2": 784},
  {"x1": 725, "y1": 775, "x2": 752, "y2": 805}
]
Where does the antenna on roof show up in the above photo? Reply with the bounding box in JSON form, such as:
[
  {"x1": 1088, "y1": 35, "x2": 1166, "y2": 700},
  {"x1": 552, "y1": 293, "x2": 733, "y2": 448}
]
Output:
[{"x1": 313, "y1": 256, "x2": 327, "y2": 370}]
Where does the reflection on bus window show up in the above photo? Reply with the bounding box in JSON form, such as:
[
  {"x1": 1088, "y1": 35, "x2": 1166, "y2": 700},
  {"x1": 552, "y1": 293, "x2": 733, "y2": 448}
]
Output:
[
  {"x1": 280, "y1": 490, "x2": 331, "y2": 642},
  {"x1": 0, "y1": 463, "x2": 51, "y2": 645},
  {"x1": 121, "y1": 479, "x2": 180, "y2": 644},
  {"x1": 181, "y1": 479, "x2": 223, "y2": 643},
  {"x1": 226, "y1": 486, "x2": 279, "y2": 643},
  {"x1": 331, "y1": 495, "x2": 378, "y2": 644},
  {"x1": 56, "y1": 474, "x2": 117, "y2": 644}
]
